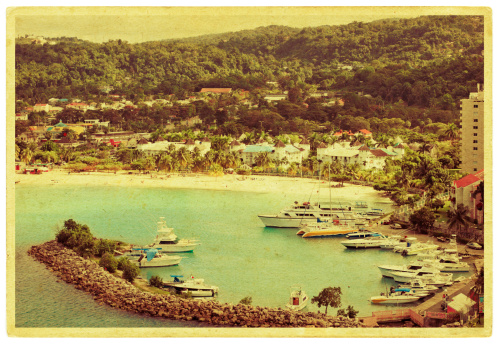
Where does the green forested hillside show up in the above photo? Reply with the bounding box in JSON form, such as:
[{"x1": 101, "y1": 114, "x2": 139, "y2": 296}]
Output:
[{"x1": 15, "y1": 15, "x2": 484, "y2": 113}]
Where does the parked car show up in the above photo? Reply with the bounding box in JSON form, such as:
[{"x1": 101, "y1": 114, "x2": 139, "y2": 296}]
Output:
[{"x1": 467, "y1": 242, "x2": 483, "y2": 250}]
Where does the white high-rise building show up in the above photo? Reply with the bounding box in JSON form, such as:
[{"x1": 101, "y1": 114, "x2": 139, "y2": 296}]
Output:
[{"x1": 460, "y1": 85, "x2": 484, "y2": 174}]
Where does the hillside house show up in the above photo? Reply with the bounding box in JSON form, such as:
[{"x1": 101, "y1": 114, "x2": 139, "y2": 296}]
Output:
[
  {"x1": 34, "y1": 104, "x2": 50, "y2": 112},
  {"x1": 137, "y1": 136, "x2": 211, "y2": 157},
  {"x1": 239, "y1": 140, "x2": 308, "y2": 167},
  {"x1": 317, "y1": 142, "x2": 398, "y2": 170}
]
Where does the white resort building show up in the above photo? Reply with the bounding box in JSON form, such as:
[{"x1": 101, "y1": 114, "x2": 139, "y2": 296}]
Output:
[{"x1": 137, "y1": 137, "x2": 212, "y2": 156}]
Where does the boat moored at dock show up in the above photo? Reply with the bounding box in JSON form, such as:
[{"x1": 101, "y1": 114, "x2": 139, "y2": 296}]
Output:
[
  {"x1": 162, "y1": 275, "x2": 219, "y2": 297},
  {"x1": 147, "y1": 217, "x2": 199, "y2": 253},
  {"x1": 124, "y1": 248, "x2": 183, "y2": 268}
]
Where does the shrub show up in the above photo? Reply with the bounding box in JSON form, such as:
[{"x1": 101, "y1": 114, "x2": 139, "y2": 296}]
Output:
[
  {"x1": 117, "y1": 256, "x2": 130, "y2": 270},
  {"x1": 56, "y1": 219, "x2": 95, "y2": 257},
  {"x1": 239, "y1": 296, "x2": 252, "y2": 305},
  {"x1": 149, "y1": 275, "x2": 163, "y2": 288},
  {"x1": 99, "y1": 252, "x2": 118, "y2": 273},
  {"x1": 121, "y1": 259, "x2": 140, "y2": 282},
  {"x1": 94, "y1": 239, "x2": 117, "y2": 257}
]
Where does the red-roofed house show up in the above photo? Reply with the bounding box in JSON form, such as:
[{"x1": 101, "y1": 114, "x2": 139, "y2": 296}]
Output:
[
  {"x1": 357, "y1": 129, "x2": 372, "y2": 137},
  {"x1": 450, "y1": 169, "x2": 484, "y2": 224}
]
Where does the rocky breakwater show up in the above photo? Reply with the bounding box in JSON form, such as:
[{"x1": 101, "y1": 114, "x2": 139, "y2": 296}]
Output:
[{"x1": 28, "y1": 241, "x2": 363, "y2": 328}]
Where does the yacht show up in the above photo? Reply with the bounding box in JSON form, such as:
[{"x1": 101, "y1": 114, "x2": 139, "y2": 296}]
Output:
[
  {"x1": 300, "y1": 223, "x2": 359, "y2": 238},
  {"x1": 258, "y1": 201, "x2": 360, "y2": 228},
  {"x1": 377, "y1": 261, "x2": 441, "y2": 279},
  {"x1": 147, "y1": 217, "x2": 199, "y2": 252},
  {"x1": 421, "y1": 256, "x2": 470, "y2": 272},
  {"x1": 162, "y1": 275, "x2": 219, "y2": 297},
  {"x1": 341, "y1": 234, "x2": 388, "y2": 249}
]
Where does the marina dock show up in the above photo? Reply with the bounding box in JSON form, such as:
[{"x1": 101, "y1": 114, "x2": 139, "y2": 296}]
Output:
[{"x1": 360, "y1": 259, "x2": 482, "y2": 327}]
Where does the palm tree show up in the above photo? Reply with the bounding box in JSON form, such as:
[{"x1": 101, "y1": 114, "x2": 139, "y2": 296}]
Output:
[
  {"x1": 447, "y1": 204, "x2": 473, "y2": 237},
  {"x1": 175, "y1": 147, "x2": 192, "y2": 170},
  {"x1": 443, "y1": 123, "x2": 460, "y2": 141},
  {"x1": 20, "y1": 148, "x2": 34, "y2": 165},
  {"x1": 255, "y1": 152, "x2": 272, "y2": 170}
]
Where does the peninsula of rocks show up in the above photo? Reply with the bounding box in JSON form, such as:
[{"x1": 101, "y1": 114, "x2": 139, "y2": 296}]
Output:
[{"x1": 28, "y1": 241, "x2": 364, "y2": 328}]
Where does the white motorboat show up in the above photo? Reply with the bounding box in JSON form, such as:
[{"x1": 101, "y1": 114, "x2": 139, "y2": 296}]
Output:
[
  {"x1": 162, "y1": 275, "x2": 219, "y2": 297},
  {"x1": 391, "y1": 269, "x2": 453, "y2": 284},
  {"x1": 370, "y1": 288, "x2": 422, "y2": 304},
  {"x1": 147, "y1": 217, "x2": 199, "y2": 253},
  {"x1": 421, "y1": 256, "x2": 470, "y2": 272},
  {"x1": 392, "y1": 237, "x2": 418, "y2": 252},
  {"x1": 258, "y1": 201, "x2": 362, "y2": 228},
  {"x1": 400, "y1": 241, "x2": 439, "y2": 256},
  {"x1": 346, "y1": 229, "x2": 382, "y2": 239},
  {"x1": 126, "y1": 248, "x2": 183, "y2": 268},
  {"x1": 379, "y1": 235, "x2": 403, "y2": 249},
  {"x1": 286, "y1": 286, "x2": 309, "y2": 311},
  {"x1": 415, "y1": 273, "x2": 454, "y2": 288},
  {"x1": 377, "y1": 261, "x2": 441, "y2": 279},
  {"x1": 341, "y1": 234, "x2": 388, "y2": 249},
  {"x1": 299, "y1": 222, "x2": 359, "y2": 238},
  {"x1": 398, "y1": 278, "x2": 439, "y2": 293}
]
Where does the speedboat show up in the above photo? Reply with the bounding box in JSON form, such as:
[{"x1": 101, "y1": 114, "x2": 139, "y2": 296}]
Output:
[
  {"x1": 258, "y1": 201, "x2": 361, "y2": 228},
  {"x1": 286, "y1": 286, "x2": 309, "y2": 311},
  {"x1": 341, "y1": 234, "x2": 388, "y2": 249},
  {"x1": 125, "y1": 248, "x2": 182, "y2": 268},
  {"x1": 398, "y1": 279, "x2": 439, "y2": 294},
  {"x1": 346, "y1": 229, "x2": 382, "y2": 239},
  {"x1": 147, "y1": 217, "x2": 199, "y2": 252},
  {"x1": 377, "y1": 261, "x2": 441, "y2": 279},
  {"x1": 370, "y1": 288, "x2": 422, "y2": 304},
  {"x1": 162, "y1": 275, "x2": 219, "y2": 297},
  {"x1": 299, "y1": 222, "x2": 359, "y2": 238}
]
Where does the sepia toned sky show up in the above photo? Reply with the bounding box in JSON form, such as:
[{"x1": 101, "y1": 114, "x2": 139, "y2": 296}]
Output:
[{"x1": 13, "y1": 6, "x2": 424, "y2": 43}]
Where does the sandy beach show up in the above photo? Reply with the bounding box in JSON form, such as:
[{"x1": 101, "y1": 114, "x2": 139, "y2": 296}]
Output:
[{"x1": 14, "y1": 168, "x2": 386, "y2": 199}]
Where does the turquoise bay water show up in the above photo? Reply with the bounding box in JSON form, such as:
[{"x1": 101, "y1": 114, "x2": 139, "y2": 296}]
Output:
[{"x1": 15, "y1": 185, "x2": 472, "y2": 327}]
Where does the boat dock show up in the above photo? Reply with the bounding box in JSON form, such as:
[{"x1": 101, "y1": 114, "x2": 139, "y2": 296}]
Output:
[{"x1": 359, "y1": 259, "x2": 482, "y2": 327}]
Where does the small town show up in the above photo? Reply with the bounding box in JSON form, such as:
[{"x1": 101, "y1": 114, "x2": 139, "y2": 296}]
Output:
[{"x1": 10, "y1": 8, "x2": 489, "y2": 338}]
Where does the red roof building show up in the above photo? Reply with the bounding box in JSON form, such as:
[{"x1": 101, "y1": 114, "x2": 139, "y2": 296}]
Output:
[{"x1": 451, "y1": 169, "x2": 484, "y2": 224}]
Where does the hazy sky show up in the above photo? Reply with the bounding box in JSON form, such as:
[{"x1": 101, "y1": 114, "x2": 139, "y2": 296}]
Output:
[{"x1": 13, "y1": 7, "x2": 424, "y2": 43}]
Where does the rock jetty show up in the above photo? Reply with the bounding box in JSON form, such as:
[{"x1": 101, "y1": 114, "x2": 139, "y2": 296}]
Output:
[{"x1": 28, "y1": 241, "x2": 363, "y2": 328}]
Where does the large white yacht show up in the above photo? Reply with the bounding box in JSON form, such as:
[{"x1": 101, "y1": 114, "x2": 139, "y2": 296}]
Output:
[
  {"x1": 147, "y1": 217, "x2": 199, "y2": 253},
  {"x1": 258, "y1": 201, "x2": 362, "y2": 228}
]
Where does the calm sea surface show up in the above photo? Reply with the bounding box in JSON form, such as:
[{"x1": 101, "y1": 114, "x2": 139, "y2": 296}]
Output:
[{"x1": 14, "y1": 184, "x2": 472, "y2": 327}]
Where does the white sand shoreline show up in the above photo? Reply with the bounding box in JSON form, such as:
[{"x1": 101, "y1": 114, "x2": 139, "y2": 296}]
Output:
[{"x1": 14, "y1": 169, "x2": 391, "y2": 201}]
